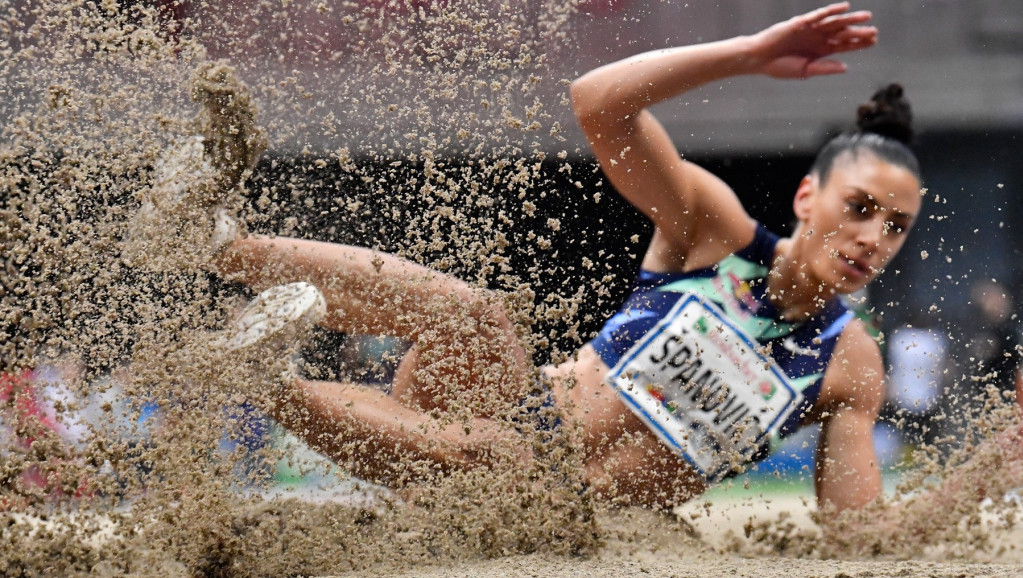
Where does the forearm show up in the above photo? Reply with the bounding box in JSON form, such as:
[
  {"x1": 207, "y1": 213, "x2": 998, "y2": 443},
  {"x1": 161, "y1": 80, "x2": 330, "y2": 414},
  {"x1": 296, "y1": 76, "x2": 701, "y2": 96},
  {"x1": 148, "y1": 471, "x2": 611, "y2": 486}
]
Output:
[
  {"x1": 815, "y1": 454, "x2": 881, "y2": 512},
  {"x1": 570, "y1": 35, "x2": 763, "y2": 125},
  {"x1": 815, "y1": 411, "x2": 882, "y2": 512},
  {"x1": 571, "y1": 4, "x2": 878, "y2": 125}
]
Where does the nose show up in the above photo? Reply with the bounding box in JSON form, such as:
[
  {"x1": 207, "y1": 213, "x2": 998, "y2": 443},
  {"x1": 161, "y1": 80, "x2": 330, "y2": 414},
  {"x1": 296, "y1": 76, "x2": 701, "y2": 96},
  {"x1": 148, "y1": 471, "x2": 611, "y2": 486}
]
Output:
[{"x1": 854, "y1": 217, "x2": 885, "y2": 253}]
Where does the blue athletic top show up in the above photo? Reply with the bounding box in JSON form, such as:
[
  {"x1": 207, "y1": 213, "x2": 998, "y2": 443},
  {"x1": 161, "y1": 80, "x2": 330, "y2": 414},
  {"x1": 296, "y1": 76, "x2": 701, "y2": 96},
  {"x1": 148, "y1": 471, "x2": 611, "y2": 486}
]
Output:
[{"x1": 590, "y1": 222, "x2": 855, "y2": 439}]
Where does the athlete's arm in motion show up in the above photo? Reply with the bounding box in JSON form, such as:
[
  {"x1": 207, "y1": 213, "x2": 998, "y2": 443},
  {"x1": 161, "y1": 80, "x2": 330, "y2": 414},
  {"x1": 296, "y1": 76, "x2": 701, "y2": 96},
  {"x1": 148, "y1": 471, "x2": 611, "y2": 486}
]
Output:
[
  {"x1": 569, "y1": 2, "x2": 876, "y2": 274},
  {"x1": 811, "y1": 320, "x2": 885, "y2": 511},
  {"x1": 818, "y1": 353, "x2": 1023, "y2": 545}
]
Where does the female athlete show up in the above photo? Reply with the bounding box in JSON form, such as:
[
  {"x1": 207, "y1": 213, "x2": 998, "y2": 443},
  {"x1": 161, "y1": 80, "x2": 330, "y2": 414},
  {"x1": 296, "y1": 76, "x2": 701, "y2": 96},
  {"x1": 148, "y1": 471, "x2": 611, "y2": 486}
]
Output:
[{"x1": 151, "y1": 3, "x2": 928, "y2": 512}]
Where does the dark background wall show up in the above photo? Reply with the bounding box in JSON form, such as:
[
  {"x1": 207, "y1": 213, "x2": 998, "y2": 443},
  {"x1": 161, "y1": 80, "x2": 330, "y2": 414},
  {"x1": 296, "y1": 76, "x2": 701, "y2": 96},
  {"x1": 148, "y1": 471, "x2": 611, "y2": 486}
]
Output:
[{"x1": 253, "y1": 124, "x2": 1023, "y2": 367}]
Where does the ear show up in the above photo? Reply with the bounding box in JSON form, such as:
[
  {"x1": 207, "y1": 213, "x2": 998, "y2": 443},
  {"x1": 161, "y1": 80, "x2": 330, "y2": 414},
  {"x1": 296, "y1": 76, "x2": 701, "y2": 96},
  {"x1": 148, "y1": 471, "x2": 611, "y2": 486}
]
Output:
[{"x1": 793, "y1": 174, "x2": 816, "y2": 222}]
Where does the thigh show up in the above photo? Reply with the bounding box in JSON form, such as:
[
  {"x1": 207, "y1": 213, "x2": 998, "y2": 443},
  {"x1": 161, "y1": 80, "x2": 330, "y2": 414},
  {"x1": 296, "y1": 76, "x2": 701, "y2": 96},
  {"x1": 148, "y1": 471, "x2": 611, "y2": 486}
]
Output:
[{"x1": 281, "y1": 377, "x2": 524, "y2": 486}]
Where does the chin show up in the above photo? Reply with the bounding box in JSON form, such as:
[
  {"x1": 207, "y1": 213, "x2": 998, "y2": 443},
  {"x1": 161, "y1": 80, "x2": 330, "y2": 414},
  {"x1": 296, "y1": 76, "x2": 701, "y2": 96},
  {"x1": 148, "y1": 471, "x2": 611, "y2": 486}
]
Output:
[
  {"x1": 831, "y1": 275, "x2": 872, "y2": 295},
  {"x1": 820, "y1": 260, "x2": 877, "y2": 295},
  {"x1": 816, "y1": 268, "x2": 864, "y2": 295}
]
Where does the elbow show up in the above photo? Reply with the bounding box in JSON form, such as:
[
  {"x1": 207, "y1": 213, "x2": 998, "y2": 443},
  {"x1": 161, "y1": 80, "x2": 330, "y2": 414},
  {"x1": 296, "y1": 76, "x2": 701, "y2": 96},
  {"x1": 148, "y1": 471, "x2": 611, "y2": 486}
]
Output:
[
  {"x1": 571, "y1": 71, "x2": 638, "y2": 138},
  {"x1": 569, "y1": 75, "x2": 600, "y2": 130},
  {"x1": 570, "y1": 71, "x2": 624, "y2": 133}
]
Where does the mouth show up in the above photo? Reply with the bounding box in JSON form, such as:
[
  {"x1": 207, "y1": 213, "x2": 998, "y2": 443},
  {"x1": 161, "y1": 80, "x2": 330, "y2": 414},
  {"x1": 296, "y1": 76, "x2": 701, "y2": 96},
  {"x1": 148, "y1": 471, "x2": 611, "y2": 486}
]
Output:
[{"x1": 837, "y1": 253, "x2": 872, "y2": 280}]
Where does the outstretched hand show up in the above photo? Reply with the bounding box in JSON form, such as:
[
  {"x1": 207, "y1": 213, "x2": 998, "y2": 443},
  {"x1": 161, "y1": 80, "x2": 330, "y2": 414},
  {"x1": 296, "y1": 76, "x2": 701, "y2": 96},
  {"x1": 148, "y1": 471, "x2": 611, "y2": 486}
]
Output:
[{"x1": 751, "y1": 2, "x2": 877, "y2": 79}]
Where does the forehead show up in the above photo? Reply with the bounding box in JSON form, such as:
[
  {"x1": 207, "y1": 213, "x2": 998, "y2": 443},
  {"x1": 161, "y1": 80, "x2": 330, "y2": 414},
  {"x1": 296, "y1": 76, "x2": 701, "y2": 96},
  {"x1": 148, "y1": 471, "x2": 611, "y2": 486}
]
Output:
[{"x1": 824, "y1": 151, "x2": 922, "y2": 216}]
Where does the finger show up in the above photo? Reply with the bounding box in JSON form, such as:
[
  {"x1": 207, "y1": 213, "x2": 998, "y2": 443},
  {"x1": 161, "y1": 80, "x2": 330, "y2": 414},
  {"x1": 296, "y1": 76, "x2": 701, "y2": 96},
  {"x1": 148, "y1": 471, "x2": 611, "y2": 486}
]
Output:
[
  {"x1": 804, "y1": 58, "x2": 848, "y2": 77},
  {"x1": 813, "y1": 10, "x2": 873, "y2": 32},
  {"x1": 826, "y1": 27, "x2": 878, "y2": 52},
  {"x1": 824, "y1": 39, "x2": 878, "y2": 56},
  {"x1": 798, "y1": 2, "x2": 852, "y2": 26},
  {"x1": 828, "y1": 25, "x2": 878, "y2": 42}
]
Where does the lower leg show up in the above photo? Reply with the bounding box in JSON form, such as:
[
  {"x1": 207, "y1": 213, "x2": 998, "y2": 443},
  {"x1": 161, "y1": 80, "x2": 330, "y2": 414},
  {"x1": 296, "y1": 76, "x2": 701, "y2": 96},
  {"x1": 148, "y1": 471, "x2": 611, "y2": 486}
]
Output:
[
  {"x1": 214, "y1": 236, "x2": 534, "y2": 407},
  {"x1": 271, "y1": 377, "x2": 527, "y2": 487},
  {"x1": 215, "y1": 236, "x2": 501, "y2": 337},
  {"x1": 218, "y1": 283, "x2": 531, "y2": 487}
]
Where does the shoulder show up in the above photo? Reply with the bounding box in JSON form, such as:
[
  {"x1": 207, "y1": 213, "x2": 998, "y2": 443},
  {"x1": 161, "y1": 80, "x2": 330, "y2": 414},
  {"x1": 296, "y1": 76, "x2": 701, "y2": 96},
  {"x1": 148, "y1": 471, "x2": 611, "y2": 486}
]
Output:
[
  {"x1": 815, "y1": 318, "x2": 884, "y2": 417},
  {"x1": 640, "y1": 160, "x2": 758, "y2": 273}
]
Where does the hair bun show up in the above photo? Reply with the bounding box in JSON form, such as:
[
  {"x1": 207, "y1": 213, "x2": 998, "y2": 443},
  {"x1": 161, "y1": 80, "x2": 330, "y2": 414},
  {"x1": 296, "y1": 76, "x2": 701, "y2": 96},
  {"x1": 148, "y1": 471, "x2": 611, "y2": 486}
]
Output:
[{"x1": 856, "y1": 83, "x2": 914, "y2": 144}]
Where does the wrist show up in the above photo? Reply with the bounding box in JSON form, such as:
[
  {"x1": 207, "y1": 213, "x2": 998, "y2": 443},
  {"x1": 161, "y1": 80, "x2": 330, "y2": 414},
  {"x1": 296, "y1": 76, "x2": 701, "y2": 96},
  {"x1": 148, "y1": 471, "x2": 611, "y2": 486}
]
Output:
[{"x1": 732, "y1": 34, "x2": 771, "y2": 76}]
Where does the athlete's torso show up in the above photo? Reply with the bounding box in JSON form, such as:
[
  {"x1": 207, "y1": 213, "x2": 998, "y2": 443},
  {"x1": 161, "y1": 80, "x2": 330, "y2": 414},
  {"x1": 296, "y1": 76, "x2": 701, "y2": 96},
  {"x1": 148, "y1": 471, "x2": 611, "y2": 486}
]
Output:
[{"x1": 588, "y1": 223, "x2": 854, "y2": 479}]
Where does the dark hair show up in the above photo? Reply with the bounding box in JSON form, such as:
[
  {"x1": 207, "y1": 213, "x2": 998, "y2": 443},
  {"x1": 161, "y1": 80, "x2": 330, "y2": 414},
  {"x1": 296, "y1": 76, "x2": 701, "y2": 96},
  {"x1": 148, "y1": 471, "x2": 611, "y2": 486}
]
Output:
[{"x1": 810, "y1": 84, "x2": 921, "y2": 185}]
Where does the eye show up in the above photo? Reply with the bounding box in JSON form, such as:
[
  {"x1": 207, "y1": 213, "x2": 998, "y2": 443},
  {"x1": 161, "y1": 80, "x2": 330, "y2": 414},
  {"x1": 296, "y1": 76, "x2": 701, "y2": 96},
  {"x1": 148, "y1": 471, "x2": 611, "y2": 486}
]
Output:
[
  {"x1": 882, "y1": 221, "x2": 907, "y2": 235},
  {"x1": 846, "y1": 201, "x2": 869, "y2": 217}
]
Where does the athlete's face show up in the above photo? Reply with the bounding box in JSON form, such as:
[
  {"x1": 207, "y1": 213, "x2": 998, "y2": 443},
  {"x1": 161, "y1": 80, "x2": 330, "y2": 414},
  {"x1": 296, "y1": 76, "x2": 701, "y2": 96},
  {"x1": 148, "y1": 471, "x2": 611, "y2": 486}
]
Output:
[{"x1": 793, "y1": 151, "x2": 921, "y2": 294}]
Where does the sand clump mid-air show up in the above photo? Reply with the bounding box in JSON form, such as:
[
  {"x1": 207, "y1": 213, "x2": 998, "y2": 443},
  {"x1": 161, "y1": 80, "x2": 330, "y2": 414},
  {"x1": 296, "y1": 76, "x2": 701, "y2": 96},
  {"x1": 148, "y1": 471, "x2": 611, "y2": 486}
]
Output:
[{"x1": 1, "y1": 1, "x2": 1022, "y2": 577}]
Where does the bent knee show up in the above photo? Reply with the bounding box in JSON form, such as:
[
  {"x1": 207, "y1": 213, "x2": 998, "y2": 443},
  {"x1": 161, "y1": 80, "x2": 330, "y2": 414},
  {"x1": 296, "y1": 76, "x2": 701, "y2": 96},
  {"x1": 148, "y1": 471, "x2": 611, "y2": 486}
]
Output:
[{"x1": 436, "y1": 417, "x2": 526, "y2": 469}]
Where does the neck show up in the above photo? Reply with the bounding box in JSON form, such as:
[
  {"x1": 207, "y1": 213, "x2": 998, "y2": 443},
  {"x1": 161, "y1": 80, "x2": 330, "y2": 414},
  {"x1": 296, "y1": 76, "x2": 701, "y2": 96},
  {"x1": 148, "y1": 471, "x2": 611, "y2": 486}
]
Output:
[{"x1": 767, "y1": 237, "x2": 836, "y2": 321}]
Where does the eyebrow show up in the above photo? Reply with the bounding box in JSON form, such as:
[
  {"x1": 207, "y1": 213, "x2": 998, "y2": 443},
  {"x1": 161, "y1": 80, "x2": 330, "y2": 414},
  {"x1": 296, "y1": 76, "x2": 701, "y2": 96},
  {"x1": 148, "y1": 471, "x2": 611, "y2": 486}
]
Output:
[{"x1": 849, "y1": 188, "x2": 916, "y2": 221}]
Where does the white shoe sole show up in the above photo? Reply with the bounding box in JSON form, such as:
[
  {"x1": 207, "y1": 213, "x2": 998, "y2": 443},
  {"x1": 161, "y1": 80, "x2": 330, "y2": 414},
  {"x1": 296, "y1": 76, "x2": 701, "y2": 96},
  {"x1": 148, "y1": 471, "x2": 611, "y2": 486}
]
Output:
[
  {"x1": 218, "y1": 282, "x2": 327, "y2": 352},
  {"x1": 152, "y1": 135, "x2": 210, "y2": 205},
  {"x1": 124, "y1": 136, "x2": 231, "y2": 268}
]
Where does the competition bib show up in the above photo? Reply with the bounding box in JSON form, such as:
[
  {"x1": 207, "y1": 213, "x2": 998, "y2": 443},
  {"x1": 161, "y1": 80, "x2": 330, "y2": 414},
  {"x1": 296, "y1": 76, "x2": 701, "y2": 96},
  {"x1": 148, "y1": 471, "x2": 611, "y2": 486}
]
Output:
[{"x1": 607, "y1": 293, "x2": 802, "y2": 483}]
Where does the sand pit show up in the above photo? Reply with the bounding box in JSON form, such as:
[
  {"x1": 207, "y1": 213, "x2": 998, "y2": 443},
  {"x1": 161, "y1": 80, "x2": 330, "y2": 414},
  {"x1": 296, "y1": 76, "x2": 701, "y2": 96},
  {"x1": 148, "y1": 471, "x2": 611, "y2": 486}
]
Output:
[
  {"x1": 5, "y1": 486, "x2": 1021, "y2": 577},
  {"x1": 330, "y1": 556, "x2": 1023, "y2": 578},
  {"x1": 2, "y1": 1, "x2": 1023, "y2": 577}
]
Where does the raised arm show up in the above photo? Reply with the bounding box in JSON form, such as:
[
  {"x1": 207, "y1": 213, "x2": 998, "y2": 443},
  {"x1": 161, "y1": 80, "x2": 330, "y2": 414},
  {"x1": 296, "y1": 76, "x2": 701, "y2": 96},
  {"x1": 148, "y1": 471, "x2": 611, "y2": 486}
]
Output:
[{"x1": 569, "y1": 3, "x2": 877, "y2": 273}]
